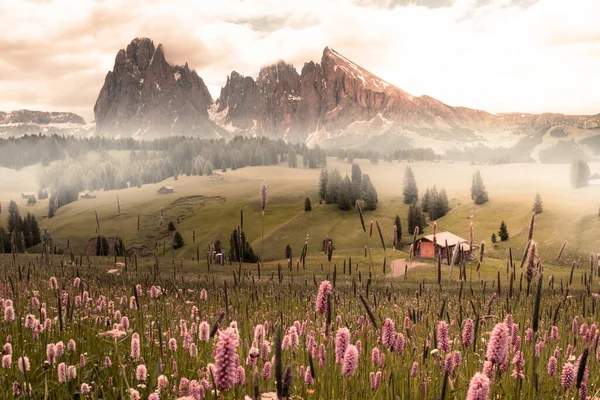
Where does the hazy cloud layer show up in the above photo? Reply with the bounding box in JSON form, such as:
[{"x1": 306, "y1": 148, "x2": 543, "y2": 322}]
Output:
[{"x1": 0, "y1": 0, "x2": 599, "y2": 122}]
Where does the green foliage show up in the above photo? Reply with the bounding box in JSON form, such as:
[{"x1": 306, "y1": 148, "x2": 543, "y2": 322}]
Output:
[
  {"x1": 498, "y1": 221, "x2": 509, "y2": 241},
  {"x1": 570, "y1": 158, "x2": 590, "y2": 188},
  {"x1": 394, "y1": 214, "x2": 402, "y2": 243},
  {"x1": 407, "y1": 204, "x2": 425, "y2": 235},
  {"x1": 361, "y1": 174, "x2": 378, "y2": 211},
  {"x1": 422, "y1": 186, "x2": 449, "y2": 220},
  {"x1": 304, "y1": 197, "x2": 312, "y2": 212},
  {"x1": 320, "y1": 169, "x2": 378, "y2": 211},
  {"x1": 337, "y1": 175, "x2": 354, "y2": 211},
  {"x1": 351, "y1": 164, "x2": 362, "y2": 184},
  {"x1": 288, "y1": 149, "x2": 297, "y2": 168},
  {"x1": 471, "y1": 170, "x2": 489, "y2": 205},
  {"x1": 532, "y1": 193, "x2": 543, "y2": 214},
  {"x1": 318, "y1": 169, "x2": 328, "y2": 200},
  {"x1": 491, "y1": 232, "x2": 497, "y2": 243},
  {"x1": 403, "y1": 167, "x2": 418, "y2": 205},
  {"x1": 229, "y1": 228, "x2": 258, "y2": 263},
  {"x1": 172, "y1": 231, "x2": 185, "y2": 249}
]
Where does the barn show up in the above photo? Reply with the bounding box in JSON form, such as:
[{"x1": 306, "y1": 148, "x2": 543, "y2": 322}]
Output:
[
  {"x1": 588, "y1": 173, "x2": 600, "y2": 185},
  {"x1": 157, "y1": 186, "x2": 175, "y2": 194},
  {"x1": 416, "y1": 231, "x2": 474, "y2": 259}
]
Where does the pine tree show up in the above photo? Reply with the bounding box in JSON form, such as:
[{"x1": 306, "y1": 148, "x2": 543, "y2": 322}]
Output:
[
  {"x1": 318, "y1": 169, "x2": 328, "y2": 200},
  {"x1": 471, "y1": 170, "x2": 489, "y2": 205},
  {"x1": 168, "y1": 221, "x2": 176, "y2": 232},
  {"x1": 22, "y1": 215, "x2": 32, "y2": 249},
  {"x1": 7, "y1": 200, "x2": 21, "y2": 235},
  {"x1": 532, "y1": 193, "x2": 543, "y2": 214},
  {"x1": 288, "y1": 149, "x2": 297, "y2": 168},
  {"x1": 304, "y1": 197, "x2": 312, "y2": 211},
  {"x1": 221, "y1": 161, "x2": 227, "y2": 172},
  {"x1": 48, "y1": 197, "x2": 56, "y2": 218},
  {"x1": 394, "y1": 214, "x2": 402, "y2": 243},
  {"x1": 407, "y1": 204, "x2": 425, "y2": 235},
  {"x1": 491, "y1": 233, "x2": 497, "y2": 243},
  {"x1": 337, "y1": 175, "x2": 353, "y2": 211},
  {"x1": 439, "y1": 188, "x2": 450, "y2": 215},
  {"x1": 422, "y1": 188, "x2": 431, "y2": 213},
  {"x1": 403, "y1": 167, "x2": 418, "y2": 204},
  {"x1": 229, "y1": 228, "x2": 258, "y2": 263},
  {"x1": 285, "y1": 244, "x2": 292, "y2": 259},
  {"x1": 204, "y1": 161, "x2": 213, "y2": 176},
  {"x1": 351, "y1": 164, "x2": 362, "y2": 184},
  {"x1": 498, "y1": 221, "x2": 509, "y2": 241},
  {"x1": 173, "y1": 231, "x2": 184, "y2": 249},
  {"x1": 325, "y1": 169, "x2": 341, "y2": 204},
  {"x1": 362, "y1": 175, "x2": 378, "y2": 211},
  {"x1": 570, "y1": 159, "x2": 590, "y2": 188}
]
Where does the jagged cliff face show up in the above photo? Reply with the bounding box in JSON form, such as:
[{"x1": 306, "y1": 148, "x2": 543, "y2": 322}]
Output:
[
  {"x1": 0, "y1": 110, "x2": 90, "y2": 137},
  {"x1": 213, "y1": 61, "x2": 301, "y2": 136},
  {"x1": 94, "y1": 38, "x2": 225, "y2": 139},
  {"x1": 91, "y1": 38, "x2": 600, "y2": 157},
  {"x1": 213, "y1": 46, "x2": 600, "y2": 154}
]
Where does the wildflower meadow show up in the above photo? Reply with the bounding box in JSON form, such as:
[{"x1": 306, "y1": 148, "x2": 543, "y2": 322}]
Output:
[{"x1": 0, "y1": 199, "x2": 598, "y2": 400}]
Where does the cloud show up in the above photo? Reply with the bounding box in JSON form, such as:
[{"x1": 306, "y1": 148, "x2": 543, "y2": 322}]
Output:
[{"x1": 0, "y1": 0, "x2": 599, "y2": 122}]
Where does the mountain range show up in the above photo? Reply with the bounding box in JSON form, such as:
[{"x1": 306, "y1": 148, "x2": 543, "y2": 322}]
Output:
[{"x1": 4, "y1": 37, "x2": 600, "y2": 160}]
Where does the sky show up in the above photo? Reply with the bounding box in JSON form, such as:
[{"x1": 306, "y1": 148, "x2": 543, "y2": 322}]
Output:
[{"x1": 1, "y1": 0, "x2": 599, "y2": 123}]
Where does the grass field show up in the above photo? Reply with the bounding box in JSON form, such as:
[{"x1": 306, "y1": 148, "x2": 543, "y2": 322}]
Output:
[
  {"x1": 1, "y1": 158, "x2": 600, "y2": 270},
  {"x1": 2, "y1": 157, "x2": 600, "y2": 399}
]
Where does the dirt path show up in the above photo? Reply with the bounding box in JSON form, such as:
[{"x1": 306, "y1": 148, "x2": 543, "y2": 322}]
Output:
[{"x1": 390, "y1": 258, "x2": 427, "y2": 277}]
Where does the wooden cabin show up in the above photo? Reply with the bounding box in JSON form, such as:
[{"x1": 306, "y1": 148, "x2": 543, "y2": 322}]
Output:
[
  {"x1": 588, "y1": 173, "x2": 600, "y2": 185},
  {"x1": 80, "y1": 193, "x2": 97, "y2": 199},
  {"x1": 157, "y1": 186, "x2": 175, "y2": 194},
  {"x1": 416, "y1": 231, "x2": 474, "y2": 259}
]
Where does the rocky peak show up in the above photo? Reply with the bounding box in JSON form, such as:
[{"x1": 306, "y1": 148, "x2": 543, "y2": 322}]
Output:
[
  {"x1": 126, "y1": 38, "x2": 155, "y2": 71},
  {"x1": 94, "y1": 38, "x2": 221, "y2": 139}
]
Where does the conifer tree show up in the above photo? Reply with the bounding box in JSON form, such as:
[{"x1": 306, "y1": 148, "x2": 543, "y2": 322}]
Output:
[
  {"x1": 498, "y1": 221, "x2": 509, "y2": 241},
  {"x1": 337, "y1": 175, "x2": 353, "y2": 211},
  {"x1": 394, "y1": 214, "x2": 402, "y2": 243},
  {"x1": 403, "y1": 167, "x2": 418, "y2": 204},
  {"x1": 532, "y1": 193, "x2": 543, "y2": 214},
  {"x1": 304, "y1": 197, "x2": 312, "y2": 211},
  {"x1": 288, "y1": 148, "x2": 297, "y2": 168},
  {"x1": 318, "y1": 169, "x2": 328, "y2": 200},
  {"x1": 173, "y1": 231, "x2": 184, "y2": 249},
  {"x1": 351, "y1": 164, "x2": 362, "y2": 184},
  {"x1": 570, "y1": 159, "x2": 590, "y2": 188},
  {"x1": 471, "y1": 170, "x2": 489, "y2": 204},
  {"x1": 422, "y1": 188, "x2": 431, "y2": 213},
  {"x1": 361, "y1": 174, "x2": 378, "y2": 211}
]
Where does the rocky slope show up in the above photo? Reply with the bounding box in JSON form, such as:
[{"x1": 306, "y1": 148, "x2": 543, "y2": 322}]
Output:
[
  {"x1": 0, "y1": 110, "x2": 90, "y2": 137},
  {"x1": 94, "y1": 38, "x2": 227, "y2": 139},
  {"x1": 93, "y1": 39, "x2": 600, "y2": 159},
  {"x1": 212, "y1": 46, "x2": 600, "y2": 156}
]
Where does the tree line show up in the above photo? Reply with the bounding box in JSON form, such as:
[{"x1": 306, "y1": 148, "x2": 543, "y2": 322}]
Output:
[
  {"x1": 318, "y1": 164, "x2": 378, "y2": 211},
  {"x1": 0, "y1": 201, "x2": 41, "y2": 253}
]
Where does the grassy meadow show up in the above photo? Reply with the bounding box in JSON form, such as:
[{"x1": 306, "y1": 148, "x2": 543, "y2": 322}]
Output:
[
  {"x1": 1, "y1": 157, "x2": 600, "y2": 399},
  {"x1": 1, "y1": 157, "x2": 599, "y2": 269}
]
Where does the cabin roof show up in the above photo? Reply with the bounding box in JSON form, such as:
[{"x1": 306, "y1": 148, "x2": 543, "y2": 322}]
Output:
[{"x1": 421, "y1": 231, "x2": 468, "y2": 246}]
